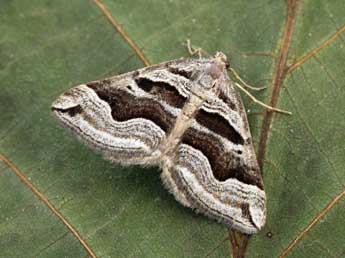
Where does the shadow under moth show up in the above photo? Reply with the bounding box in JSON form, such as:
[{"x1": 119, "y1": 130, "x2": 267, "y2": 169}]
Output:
[{"x1": 51, "y1": 52, "x2": 266, "y2": 234}]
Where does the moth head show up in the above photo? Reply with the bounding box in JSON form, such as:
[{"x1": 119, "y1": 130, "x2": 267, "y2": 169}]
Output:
[{"x1": 207, "y1": 52, "x2": 228, "y2": 80}]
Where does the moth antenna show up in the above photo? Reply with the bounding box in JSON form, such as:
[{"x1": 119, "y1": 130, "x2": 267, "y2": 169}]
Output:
[
  {"x1": 228, "y1": 67, "x2": 267, "y2": 91},
  {"x1": 184, "y1": 40, "x2": 289, "y2": 114},
  {"x1": 234, "y1": 82, "x2": 292, "y2": 115},
  {"x1": 186, "y1": 39, "x2": 210, "y2": 59}
]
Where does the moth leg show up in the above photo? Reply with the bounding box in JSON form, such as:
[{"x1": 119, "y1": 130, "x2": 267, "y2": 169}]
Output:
[
  {"x1": 185, "y1": 39, "x2": 290, "y2": 114},
  {"x1": 186, "y1": 39, "x2": 209, "y2": 59}
]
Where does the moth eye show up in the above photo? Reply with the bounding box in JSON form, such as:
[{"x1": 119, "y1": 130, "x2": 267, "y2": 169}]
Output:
[
  {"x1": 236, "y1": 150, "x2": 243, "y2": 155},
  {"x1": 225, "y1": 61, "x2": 230, "y2": 69}
]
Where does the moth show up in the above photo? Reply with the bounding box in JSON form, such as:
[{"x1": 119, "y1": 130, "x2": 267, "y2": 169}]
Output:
[{"x1": 51, "y1": 53, "x2": 266, "y2": 234}]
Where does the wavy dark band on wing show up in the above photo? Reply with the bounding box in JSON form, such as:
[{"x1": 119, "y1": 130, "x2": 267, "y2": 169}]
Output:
[
  {"x1": 182, "y1": 128, "x2": 263, "y2": 189},
  {"x1": 135, "y1": 77, "x2": 187, "y2": 109},
  {"x1": 195, "y1": 109, "x2": 244, "y2": 145},
  {"x1": 87, "y1": 81, "x2": 175, "y2": 133}
]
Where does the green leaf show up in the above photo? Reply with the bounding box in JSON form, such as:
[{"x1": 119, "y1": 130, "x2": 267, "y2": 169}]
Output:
[{"x1": 1, "y1": 0, "x2": 344, "y2": 258}]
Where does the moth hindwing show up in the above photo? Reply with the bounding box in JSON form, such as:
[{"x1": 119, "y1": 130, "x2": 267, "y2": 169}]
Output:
[{"x1": 52, "y1": 52, "x2": 266, "y2": 234}]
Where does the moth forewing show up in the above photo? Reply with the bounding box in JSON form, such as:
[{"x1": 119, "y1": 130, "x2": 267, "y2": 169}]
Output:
[{"x1": 51, "y1": 53, "x2": 266, "y2": 234}]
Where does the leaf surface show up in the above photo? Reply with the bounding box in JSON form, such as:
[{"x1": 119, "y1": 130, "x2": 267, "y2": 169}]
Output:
[{"x1": 0, "y1": 0, "x2": 344, "y2": 257}]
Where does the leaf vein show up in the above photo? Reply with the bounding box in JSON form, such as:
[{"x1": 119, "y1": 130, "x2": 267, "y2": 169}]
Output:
[
  {"x1": 279, "y1": 189, "x2": 345, "y2": 258},
  {"x1": 287, "y1": 25, "x2": 345, "y2": 73},
  {"x1": 93, "y1": 0, "x2": 150, "y2": 66},
  {"x1": 0, "y1": 153, "x2": 98, "y2": 258},
  {"x1": 257, "y1": 0, "x2": 301, "y2": 170}
]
